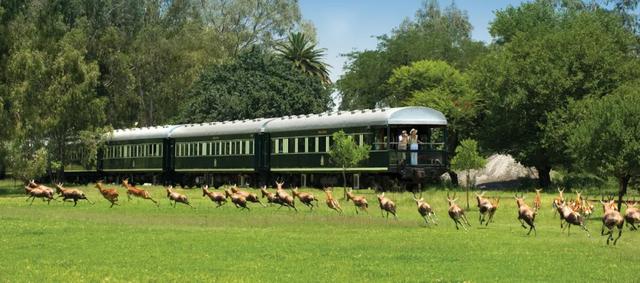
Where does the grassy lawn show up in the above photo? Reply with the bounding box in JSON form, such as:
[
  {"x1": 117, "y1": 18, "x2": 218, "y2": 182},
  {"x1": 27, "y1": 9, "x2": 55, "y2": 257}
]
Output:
[{"x1": 1, "y1": 180, "x2": 638, "y2": 282}]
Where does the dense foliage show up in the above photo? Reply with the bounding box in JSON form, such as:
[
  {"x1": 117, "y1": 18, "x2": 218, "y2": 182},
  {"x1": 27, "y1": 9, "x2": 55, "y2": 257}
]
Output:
[
  {"x1": 336, "y1": 0, "x2": 486, "y2": 110},
  {"x1": 176, "y1": 48, "x2": 332, "y2": 123},
  {"x1": 0, "y1": 0, "x2": 312, "y2": 177},
  {"x1": 470, "y1": 2, "x2": 640, "y2": 186}
]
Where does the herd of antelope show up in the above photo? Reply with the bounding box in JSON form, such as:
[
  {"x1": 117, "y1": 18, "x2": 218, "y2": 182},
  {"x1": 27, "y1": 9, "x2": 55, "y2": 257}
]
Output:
[{"x1": 22, "y1": 179, "x2": 640, "y2": 245}]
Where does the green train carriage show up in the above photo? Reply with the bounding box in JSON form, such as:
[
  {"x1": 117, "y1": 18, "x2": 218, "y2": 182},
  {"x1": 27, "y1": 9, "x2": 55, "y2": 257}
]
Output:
[
  {"x1": 262, "y1": 107, "x2": 448, "y2": 188},
  {"x1": 57, "y1": 106, "x2": 448, "y2": 189},
  {"x1": 101, "y1": 125, "x2": 180, "y2": 184}
]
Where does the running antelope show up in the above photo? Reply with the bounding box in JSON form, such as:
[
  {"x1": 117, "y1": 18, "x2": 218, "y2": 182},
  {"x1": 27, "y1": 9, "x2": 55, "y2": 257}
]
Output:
[
  {"x1": 55, "y1": 183, "x2": 94, "y2": 206},
  {"x1": 231, "y1": 185, "x2": 264, "y2": 206},
  {"x1": 95, "y1": 180, "x2": 119, "y2": 208},
  {"x1": 601, "y1": 198, "x2": 624, "y2": 245},
  {"x1": 558, "y1": 201, "x2": 590, "y2": 237},
  {"x1": 533, "y1": 189, "x2": 542, "y2": 211},
  {"x1": 447, "y1": 192, "x2": 471, "y2": 231},
  {"x1": 376, "y1": 192, "x2": 397, "y2": 219},
  {"x1": 121, "y1": 178, "x2": 159, "y2": 206},
  {"x1": 166, "y1": 186, "x2": 193, "y2": 208},
  {"x1": 324, "y1": 188, "x2": 342, "y2": 213},
  {"x1": 202, "y1": 185, "x2": 227, "y2": 207},
  {"x1": 28, "y1": 180, "x2": 55, "y2": 196},
  {"x1": 260, "y1": 186, "x2": 282, "y2": 206},
  {"x1": 413, "y1": 193, "x2": 436, "y2": 225},
  {"x1": 346, "y1": 189, "x2": 368, "y2": 214},
  {"x1": 292, "y1": 187, "x2": 319, "y2": 211},
  {"x1": 274, "y1": 181, "x2": 297, "y2": 211},
  {"x1": 515, "y1": 193, "x2": 536, "y2": 235},
  {"x1": 225, "y1": 188, "x2": 249, "y2": 210},
  {"x1": 476, "y1": 191, "x2": 497, "y2": 226},
  {"x1": 552, "y1": 187, "x2": 565, "y2": 215},
  {"x1": 24, "y1": 185, "x2": 54, "y2": 205},
  {"x1": 624, "y1": 200, "x2": 640, "y2": 231}
]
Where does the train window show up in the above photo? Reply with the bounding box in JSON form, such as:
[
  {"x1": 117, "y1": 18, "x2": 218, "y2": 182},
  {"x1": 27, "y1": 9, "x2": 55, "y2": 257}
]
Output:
[
  {"x1": 318, "y1": 136, "x2": 326, "y2": 153},
  {"x1": 288, "y1": 138, "x2": 295, "y2": 153},
  {"x1": 282, "y1": 139, "x2": 288, "y2": 153},
  {"x1": 276, "y1": 139, "x2": 282, "y2": 153},
  {"x1": 249, "y1": 140, "x2": 254, "y2": 155},
  {"x1": 237, "y1": 141, "x2": 242, "y2": 155},
  {"x1": 272, "y1": 139, "x2": 277, "y2": 154},
  {"x1": 296, "y1": 138, "x2": 306, "y2": 153},
  {"x1": 215, "y1": 142, "x2": 220, "y2": 156},
  {"x1": 359, "y1": 134, "x2": 364, "y2": 146},
  {"x1": 159, "y1": 144, "x2": 162, "y2": 156}
]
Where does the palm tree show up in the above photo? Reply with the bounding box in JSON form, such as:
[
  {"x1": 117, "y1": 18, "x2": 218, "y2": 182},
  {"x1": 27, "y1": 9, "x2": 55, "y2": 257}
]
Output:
[{"x1": 275, "y1": 32, "x2": 331, "y2": 85}]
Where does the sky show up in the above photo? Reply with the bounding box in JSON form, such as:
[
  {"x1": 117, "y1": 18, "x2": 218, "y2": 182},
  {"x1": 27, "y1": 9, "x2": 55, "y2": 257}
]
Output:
[{"x1": 299, "y1": 0, "x2": 527, "y2": 83}]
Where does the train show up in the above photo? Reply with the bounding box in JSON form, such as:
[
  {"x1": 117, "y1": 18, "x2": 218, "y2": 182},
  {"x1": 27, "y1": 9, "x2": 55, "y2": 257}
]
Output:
[{"x1": 40, "y1": 106, "x2": 450, "y2": 189}]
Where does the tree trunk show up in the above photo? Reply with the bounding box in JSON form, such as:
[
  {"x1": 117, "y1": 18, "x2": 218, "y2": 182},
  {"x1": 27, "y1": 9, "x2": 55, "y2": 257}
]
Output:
[
  {"x1": 342, "y1": 168, "x2": 347, "y2": 200},
  {"x1": 448, "y1": 171, "x2": 459, "y2": 187},
  {"x1": 617, "y1": 175, "x2": 630, "y2": 211},
  {"x1": 466, "y1": 169, "x2": 470, "y2": 209},
  {"x1": 536, "y1": 165, "x2": 552, "y2": 188}
]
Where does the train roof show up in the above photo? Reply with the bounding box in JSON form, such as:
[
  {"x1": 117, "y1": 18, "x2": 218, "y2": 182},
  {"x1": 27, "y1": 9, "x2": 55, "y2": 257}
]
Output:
[
  {"x1": 107, "y1": 106, "x2": 446, "y2": 141},
  {"x1": 263, "y1": 106, "x2": 447, "y2": 133},
  {"x1": 169, "y1": 119, "x2": 271, "y2": 138},
  {"x1": 108, "y1": 125, "x2": 181, "y2": 141}
]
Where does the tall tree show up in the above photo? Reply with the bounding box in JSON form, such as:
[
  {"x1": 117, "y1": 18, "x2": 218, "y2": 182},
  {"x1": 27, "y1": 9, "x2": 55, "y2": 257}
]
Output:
[
  {"x1": 275, "y1": 32, "x2": 331, "y2": 84},
  {"x1": 559, "y1": 83, "x2": 640, "y2": 211},
  {"x1": 176, "y1": 48, "x2": 332, "y2": 123},
  {"x1": 195, "y1": 0, "x2": 304, "y2": 56},
  {"x1": 471, "y1": 2, "x2": 640, "y2": 187},
  {"x1": 337, "y1": 0, "x2": 486, "y2": 110}
]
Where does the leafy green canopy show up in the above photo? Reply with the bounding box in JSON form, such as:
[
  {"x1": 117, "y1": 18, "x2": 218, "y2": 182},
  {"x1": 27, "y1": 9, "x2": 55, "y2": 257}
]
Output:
[
  {"x1": 336, "y1": 0, "x2": 486, "y2": 110},
  {"x1": 329, "y1": 130, "x2": 370, "y2": 196},
  {"x1": 275, "y1": 32, "x2": 331, "y2": 85},
  {"x1": 471, "y1": 2, "x2": 640, "y2": 186},
  {"x1": 451, "y1": 139, "x2": 486, "y2": 175},
  {"x1": 563, "y1": 84, "x2": 640, "y2": 182},
  {"x1": 177, "y1": 48, "x2": 332, "y2": 123}
]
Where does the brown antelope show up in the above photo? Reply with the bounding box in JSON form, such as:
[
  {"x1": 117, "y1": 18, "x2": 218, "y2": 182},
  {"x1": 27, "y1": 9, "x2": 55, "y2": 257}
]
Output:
[
  {"x1": 55, "y1": 183, "x2": 94, "y2": 206},
  {"x1": 95, "y1": 181, "x2": 119, "y2": 208},
  {"x1": 376, "y1": 192, "x2": 397, "y2": 219},
  {"x1": 121, "y1": 178, "x2": 158, "y2": 206},
  {"x1": 533, "y1": 189, "x2": 542, "y2": 211},
  {"x1": 624, "y1": 200, "x2": 640, "y2": 231},
  {"x1": 274, "y1": 181, "x2": 297, "y2": 211},
  {"x1": 413, "y1": 193, "x2": 436, "y2": 225},
  {"x1": 552, "y1": 187, "x2": 565, "y2": 215},
  {"x1": 447, "y1": 192, "x2": 471, "y2": 231},
  {"x1": 260, "y1": 186, "x2": 282, "y2": 206},
  {"x1": 202, "y1": 185, "x2": 227, "y2": 207},
  {"x1": 475, "y1": 191, "x2": 497, "y2": 226},
  {"x1": 24, "y1": 186, "x2": 55, "y2": 205},
  {"x1": 231, "y1": 185, "x2": 264, "y2": 207},
  {"x1": 601, "y1": 197, "x2": 624, "y2": 245},
  {"x1": 324, "y1": 188, "x2": 342, "y2": 213},
  {"x1": 571, "y1": 191, "x2": 584, "y2": 213},
  {"x1": 557, "y1": 201, "x2": 590, "y2": 237},
  {"x1": 28, "y1": 180, "x2": 55, "y2": 196},
  {"x1": 581, "y1": 197, "x2": 594, "y2": 219},
  {"x1": 292, "y1": 187, "x2": 319, "y2": 211},
  {"x1": 225, "y1": 188, "x2": 249, "y2": 210},
  {"x1": 346, "y1": 189, "x2": 368, "y2": 214},
  {"x1": 514, "y1": 193, "x2": 536, "y2": 235},
  {"x1": 166, "y1": 186, "x2": 193, "y2": 208}
]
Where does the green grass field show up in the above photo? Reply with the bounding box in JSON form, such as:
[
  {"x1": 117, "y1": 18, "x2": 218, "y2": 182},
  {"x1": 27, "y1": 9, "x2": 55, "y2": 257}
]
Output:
[{"x1": 1, "y1": 180, "x2": 638, "y2": 282}]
